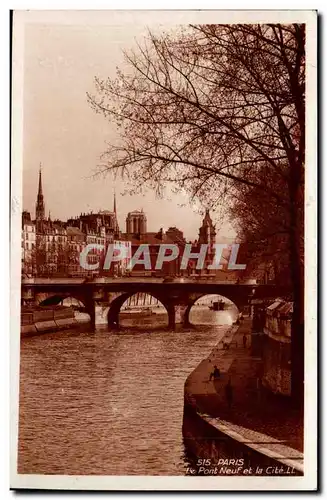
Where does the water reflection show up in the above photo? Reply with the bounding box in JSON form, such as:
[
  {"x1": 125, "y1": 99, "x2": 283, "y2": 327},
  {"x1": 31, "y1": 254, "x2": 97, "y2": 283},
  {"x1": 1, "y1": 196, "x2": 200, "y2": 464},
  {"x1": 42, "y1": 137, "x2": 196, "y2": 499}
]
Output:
[
  {"x1": 18, "y1": 310, "x2": 231, "y2": 475},
  {"x1": 189, "y1": 295, "x2": 238, "y2": 326}
]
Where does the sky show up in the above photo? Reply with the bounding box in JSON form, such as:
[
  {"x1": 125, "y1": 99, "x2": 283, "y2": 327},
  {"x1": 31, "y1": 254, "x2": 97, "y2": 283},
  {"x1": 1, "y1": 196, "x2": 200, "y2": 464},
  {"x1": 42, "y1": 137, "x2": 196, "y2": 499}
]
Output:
[{"x1": 22, "y1": 13, "x2": 236, "y2": 241}]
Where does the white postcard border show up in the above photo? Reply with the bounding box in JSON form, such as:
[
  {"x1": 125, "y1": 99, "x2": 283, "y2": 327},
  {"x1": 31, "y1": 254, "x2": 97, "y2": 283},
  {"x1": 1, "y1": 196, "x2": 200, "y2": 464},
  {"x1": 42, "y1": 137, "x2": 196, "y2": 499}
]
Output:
[{"x1": 10, "y1": 9, "x2": 318, "y2": 491}]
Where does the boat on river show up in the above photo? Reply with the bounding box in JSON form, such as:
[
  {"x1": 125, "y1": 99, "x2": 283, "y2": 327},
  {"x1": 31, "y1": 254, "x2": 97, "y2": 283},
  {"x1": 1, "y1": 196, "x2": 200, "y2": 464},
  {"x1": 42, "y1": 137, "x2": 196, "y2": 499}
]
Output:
[
  {"x1": 209, "y1": 300, "x2": 225, "y2": 311},
  {"x1": 120, "y1": 307, "x2": 157, "y2": 319}
]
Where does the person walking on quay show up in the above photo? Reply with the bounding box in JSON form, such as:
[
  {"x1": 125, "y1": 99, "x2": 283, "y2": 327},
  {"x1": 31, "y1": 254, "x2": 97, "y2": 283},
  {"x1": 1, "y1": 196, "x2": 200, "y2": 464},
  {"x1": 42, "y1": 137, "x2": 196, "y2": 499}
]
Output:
[
  {"x1": 225, "y1": 378, "x2": 233, "y2": 410},
  {"x1": 209, "y1": 365, "x2": 221, "y2": 381},
  {"x1": 242, "y1": 334, "x2": 247, "y2": 348}
]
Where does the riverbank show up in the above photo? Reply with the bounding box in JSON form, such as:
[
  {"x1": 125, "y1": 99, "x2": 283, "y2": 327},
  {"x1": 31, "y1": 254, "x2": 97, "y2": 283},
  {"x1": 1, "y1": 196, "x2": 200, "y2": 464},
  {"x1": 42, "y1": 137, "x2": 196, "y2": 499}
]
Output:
[{"x1": 183, "y1": 318, "x2": 304, "y2": 475}]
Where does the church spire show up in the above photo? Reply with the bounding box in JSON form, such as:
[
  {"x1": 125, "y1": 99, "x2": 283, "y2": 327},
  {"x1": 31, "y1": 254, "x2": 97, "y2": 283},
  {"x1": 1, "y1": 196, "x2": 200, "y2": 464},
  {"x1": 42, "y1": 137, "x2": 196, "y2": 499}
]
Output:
[
  {"x1": 38, "y1": 163, "x2": 43, "y2": 197},
  {"x1": 35, "y1": 163, "x2": 45, "y2": 223},
  {"x1": 113, "y1": 191, "x2": 120, "y2": 234},
  {"x1": 113, "y1": 190, "x2": 117, "y2": 215}
]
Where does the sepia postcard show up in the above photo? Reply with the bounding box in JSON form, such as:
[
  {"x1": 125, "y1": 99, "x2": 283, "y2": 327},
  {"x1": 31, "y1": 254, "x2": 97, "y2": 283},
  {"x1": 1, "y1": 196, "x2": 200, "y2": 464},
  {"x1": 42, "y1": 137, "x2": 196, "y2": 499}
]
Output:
[{"x1": 10, "y1": 10, "x2": 317, "y2": 491}]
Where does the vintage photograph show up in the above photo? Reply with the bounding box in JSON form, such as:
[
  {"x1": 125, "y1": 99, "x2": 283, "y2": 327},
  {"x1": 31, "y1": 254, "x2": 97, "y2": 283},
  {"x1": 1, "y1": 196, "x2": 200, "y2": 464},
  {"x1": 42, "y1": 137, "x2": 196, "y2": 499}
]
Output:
[{"x1": 11, "y1": 10, "x2": 317, "y2": 490}]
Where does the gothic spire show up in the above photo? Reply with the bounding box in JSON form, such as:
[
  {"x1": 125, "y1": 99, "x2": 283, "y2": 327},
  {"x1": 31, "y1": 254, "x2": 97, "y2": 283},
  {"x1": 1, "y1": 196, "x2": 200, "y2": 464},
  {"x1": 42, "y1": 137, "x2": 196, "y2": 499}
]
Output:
[
  {"x1": 113, "y1": 190, "x2": 117, "y2": 215},
  {"x1": 113, "y1": 191, "x2": 120, "y2": 234},
  {"x1": 35, "y1": 163, "x2": 45, "y2": 222},
  {"x1": 38, "y1": 163, "x2": 43, "y2": 197}
]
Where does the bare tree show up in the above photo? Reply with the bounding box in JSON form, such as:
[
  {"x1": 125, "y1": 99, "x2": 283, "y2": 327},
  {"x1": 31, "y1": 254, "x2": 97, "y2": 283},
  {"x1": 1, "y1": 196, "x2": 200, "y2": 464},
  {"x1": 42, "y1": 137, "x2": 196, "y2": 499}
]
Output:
[
  {"x1": 88, "y1": 23, "x2": 305, "y2": 404},
  {"x1": 229, "y1": 165, "x2": 300, "y2": 288}
]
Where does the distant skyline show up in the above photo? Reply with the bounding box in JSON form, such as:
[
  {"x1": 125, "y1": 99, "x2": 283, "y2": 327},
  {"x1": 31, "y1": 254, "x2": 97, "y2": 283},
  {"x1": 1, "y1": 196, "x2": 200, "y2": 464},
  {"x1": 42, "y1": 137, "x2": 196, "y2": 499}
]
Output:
[{"x1": 22, "y1": 14, "x2": 236, "y2": 241}]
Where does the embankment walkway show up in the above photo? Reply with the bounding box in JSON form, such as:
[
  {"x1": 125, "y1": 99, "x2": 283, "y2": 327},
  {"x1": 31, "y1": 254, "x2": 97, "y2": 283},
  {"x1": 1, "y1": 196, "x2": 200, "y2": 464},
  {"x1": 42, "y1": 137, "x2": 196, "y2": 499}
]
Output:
[{"x1": 184, "y1": 318, "x2": 303, "y2": 472}]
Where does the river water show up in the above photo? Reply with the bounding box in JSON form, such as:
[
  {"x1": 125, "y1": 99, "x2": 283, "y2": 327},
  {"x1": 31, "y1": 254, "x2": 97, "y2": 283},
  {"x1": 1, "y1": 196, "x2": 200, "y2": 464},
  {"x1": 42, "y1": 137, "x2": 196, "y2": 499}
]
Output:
[{"x1": 18, "y1": 306, "x2": 237, "y2": 476}]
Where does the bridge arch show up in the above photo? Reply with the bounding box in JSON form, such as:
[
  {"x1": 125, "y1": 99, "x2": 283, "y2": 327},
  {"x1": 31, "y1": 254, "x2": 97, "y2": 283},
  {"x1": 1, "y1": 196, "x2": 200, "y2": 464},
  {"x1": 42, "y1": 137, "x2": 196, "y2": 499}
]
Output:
[
  {"x1": 38, "y1": 294, "x2": 81, "y2": 306},
  {"x1": 107, "y1": 292, "x2": 174, "y2": 329},
  {"x1": 36, "y1": 293, "x2": 92, "y2": 321},
  {"x1": 183, "y1": 293, "x2": 240, "y2": 327}
]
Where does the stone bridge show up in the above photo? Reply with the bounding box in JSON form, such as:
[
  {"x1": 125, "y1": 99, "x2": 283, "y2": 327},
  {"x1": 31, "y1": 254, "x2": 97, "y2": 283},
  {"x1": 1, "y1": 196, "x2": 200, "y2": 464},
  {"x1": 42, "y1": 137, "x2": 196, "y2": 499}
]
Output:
[{"x1": 21, "y1": 277, "x2": 291, "y2": 329}]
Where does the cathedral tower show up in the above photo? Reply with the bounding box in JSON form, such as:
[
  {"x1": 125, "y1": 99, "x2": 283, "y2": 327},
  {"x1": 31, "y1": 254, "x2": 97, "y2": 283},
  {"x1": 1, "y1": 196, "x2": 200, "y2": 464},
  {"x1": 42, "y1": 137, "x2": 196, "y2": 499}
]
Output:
[{"x1": 126, "y1": 210, "x2": 147, "y2": 237}]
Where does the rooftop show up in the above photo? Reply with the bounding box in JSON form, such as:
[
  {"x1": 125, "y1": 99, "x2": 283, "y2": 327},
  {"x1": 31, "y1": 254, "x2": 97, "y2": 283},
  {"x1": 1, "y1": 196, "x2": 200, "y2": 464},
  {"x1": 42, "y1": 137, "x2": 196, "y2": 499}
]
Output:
[{"x1": 66, "y1": 226, "x2": 85, "y2": 236}]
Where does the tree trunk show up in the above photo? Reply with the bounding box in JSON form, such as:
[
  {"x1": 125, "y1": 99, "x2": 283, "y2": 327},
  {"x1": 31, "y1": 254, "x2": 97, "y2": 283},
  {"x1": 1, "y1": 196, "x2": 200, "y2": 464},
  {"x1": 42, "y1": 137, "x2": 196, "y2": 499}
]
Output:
[{"x1": 289, "y1": 174, "x2": 305, "y2": 408}]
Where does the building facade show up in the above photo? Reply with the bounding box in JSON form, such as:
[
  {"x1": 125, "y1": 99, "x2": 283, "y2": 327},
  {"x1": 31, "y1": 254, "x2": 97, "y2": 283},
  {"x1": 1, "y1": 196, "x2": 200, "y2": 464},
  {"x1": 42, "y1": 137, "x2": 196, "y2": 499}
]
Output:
[
  {"x1": 22, "y1": 168, "x2": 239, "y2": 279},
  {"x1": 262, "y1": 299, "x2": 292, "y2": 396},
  {"x1": 21, "y1": 211, "x2": 36, "y2": 275},
  {"x1": 22, "y1": 168, "x2": 129, "y2": 277}
]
